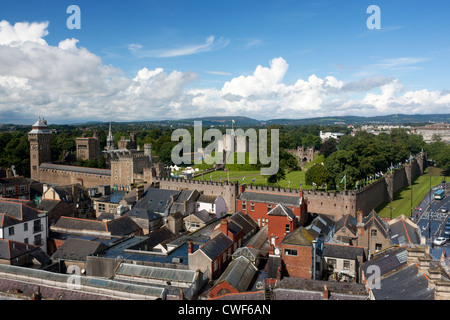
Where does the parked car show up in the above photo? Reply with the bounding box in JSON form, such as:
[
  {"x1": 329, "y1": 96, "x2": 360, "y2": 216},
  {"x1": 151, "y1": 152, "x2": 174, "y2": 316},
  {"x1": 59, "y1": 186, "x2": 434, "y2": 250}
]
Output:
[
  {"x1": 441, "y1": 207, "x2": 448, "y2": 213},
  {"x1": 434, "y1": 237, "x2": 447, "y2": 246}
]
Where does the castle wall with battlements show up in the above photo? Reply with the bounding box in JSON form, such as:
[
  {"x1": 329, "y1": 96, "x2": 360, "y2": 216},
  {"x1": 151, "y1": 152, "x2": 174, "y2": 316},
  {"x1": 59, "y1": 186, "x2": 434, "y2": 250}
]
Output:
[{"x1": 154, "y1": 153, "x2": 426, "y2": 221}]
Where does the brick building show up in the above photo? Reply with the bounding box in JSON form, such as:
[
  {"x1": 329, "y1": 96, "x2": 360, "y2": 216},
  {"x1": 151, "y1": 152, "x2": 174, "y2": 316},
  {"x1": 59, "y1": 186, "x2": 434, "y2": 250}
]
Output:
[
  {"x1": 267, "y1": 204, "x2": 297, "y2": 248},
  {"x1": 236, "y1": 185, "x2": 308, "y2": 228},
  {"x1": 279, "y1": 226, "x2": 323, "y2": 279}
]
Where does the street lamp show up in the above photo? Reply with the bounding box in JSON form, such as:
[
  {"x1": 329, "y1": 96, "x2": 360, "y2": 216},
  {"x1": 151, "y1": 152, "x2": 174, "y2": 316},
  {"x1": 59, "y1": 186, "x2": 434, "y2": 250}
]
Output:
[{"x1": 387, "y1": 206, "x2": 396, "y2": 220}]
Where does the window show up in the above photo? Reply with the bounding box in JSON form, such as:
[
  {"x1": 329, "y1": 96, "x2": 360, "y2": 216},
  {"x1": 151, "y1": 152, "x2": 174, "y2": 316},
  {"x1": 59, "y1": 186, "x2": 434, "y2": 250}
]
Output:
[
  {"x1": 328, "y1": 259, "x2": 337, "y2": 269},
  {"x1": 250, "y1": 203, "x2": 255, "y2": 211},
  {"x1": 375, "y1": 243, "x2": 383, "y2": 251},
  {"x1": 242, "y1": 202, "x2": 246, "y2": 211},
  {"x1": 371, "y1": 229, "x2": 377, "y2": 237},
  {"x1": 284, "y1": 249, "x2": 298, "y2": 256},
  {"x1": 285, "y1": 224, "x2": 290, "y2": 233},
  {"x1": 8, "y1": 227, "x2": 14, "y2": 236},
  {"x1": 24, "y1": 222, "x2": 28, "y2": 232},
  {"x1": 267, "y1": 204, "x2": 272, "y2": 213},
  {"x1": 343, "y1": 260, "x2": 350, "y2": 270},
  {"x1": 34, "y1": 234, "x2": 42, "y2": 246},
  {"x1": 98, "y1": 203, "x2": 106, "y2": 212},
  {"x1": 190, "y1": 222, "x2": 200, "y2": 229},
  {"x1": 33, "y1": 220, "x2": 42, "y2": 233},
  {"x1": 24, "y1": 238, "x2": 28, "y2": 244}
]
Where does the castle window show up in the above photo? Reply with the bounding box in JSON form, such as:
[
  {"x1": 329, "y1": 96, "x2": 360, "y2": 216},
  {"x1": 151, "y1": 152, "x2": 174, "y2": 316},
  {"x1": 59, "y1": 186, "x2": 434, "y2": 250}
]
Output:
[
  {"x1": 250, "y1": 203, "x2": 255, "y2": 211},
  {"x1": 371, "y1": 229, "x2": 377, "y2": 237},
  {"x1": 242, "y1": 202, "x2": 246, "y2": 211}
]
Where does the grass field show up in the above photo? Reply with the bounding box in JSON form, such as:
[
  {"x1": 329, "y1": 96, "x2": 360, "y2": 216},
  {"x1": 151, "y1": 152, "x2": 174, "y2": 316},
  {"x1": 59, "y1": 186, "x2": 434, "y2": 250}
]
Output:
[
  {"x1": 191, "y1": 154, "x2": 325, "y2": 190},
  {"x1": 376, "y1": 167, "x2": 449, "y2": 219}
]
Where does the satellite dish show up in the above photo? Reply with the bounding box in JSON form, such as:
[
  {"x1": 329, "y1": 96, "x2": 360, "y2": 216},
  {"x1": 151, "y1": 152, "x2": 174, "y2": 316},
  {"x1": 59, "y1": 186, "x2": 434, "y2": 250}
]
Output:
[{"x1": 256, "y1": 282, "x2": 264, "y2": 290}]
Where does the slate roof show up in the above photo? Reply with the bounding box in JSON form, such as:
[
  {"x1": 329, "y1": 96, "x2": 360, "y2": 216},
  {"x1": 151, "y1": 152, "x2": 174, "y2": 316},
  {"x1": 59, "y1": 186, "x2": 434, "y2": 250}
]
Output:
[
  {"x1": 0, "y1": 239, "x2": 40, "y2": 260},
  {"x1": 372, "y1": 264, "x2": 434, "y2": 300},
  {"x1": 169, "y1": 189, "x2": 200, "y2": 214},
  {"x1": 273, "y1": 277, "x2": 369, "y2": 300},
  {"x1": 189, "y1": 209, "x2": 215, "y2": 224},
  {"x1": 389, "y1": 216, "x2": 421, "y2": 245},
  {"x1": 267, "y1": 204, "x2": 296, "y2": 220},
  {"x1": 0, "y1": 200, "x2": 43, "y2": 227},
  {"x1": 323, "y1": 243, "x2": 366, "y2": 261},
  {"x1": 51, "y1": 238, "x2": 108, "y2": 261},
  {"x1": 199, "y1": 232, "x2": 233, "y2": 260},
  {"x1": 281, "y1": 227, "x2": 316, "y2": 246},
  {"x1": 361, "y1": 246, "x2": 407, "y2": 278},
  {"x1": 267, "y1": 255, "x2": 281, "y2": 279},
  {"x1": 364, "y1": 210, "x2": 389, "y2": 239},
  {"x1": 197, "y1": 194, "x2": 217, "y2": 204},
  {"x1": 51, "y1": 216, "x2": 141, "y2": 237},
  {"x1": 126, "y1": 187, "x2": 180, "y2": 221},
  {"x1": 229, "y1": 211, "x2": 258, "y2": 237},
  {"x1": 238, "y1": 191, "x2": 302, "y2": 206},
  {"x1": 35, "y1": 199, "x2": 63, "y2": 212},
  {"x1": 335, "y1": 214, "x2": 357, "y2": 235},
  {"x1": 0, "y1": 177, "x2": 30, "y2": 187},
  {"x1": 39, "y1": 163, "x2": 111, "y2": 176}
]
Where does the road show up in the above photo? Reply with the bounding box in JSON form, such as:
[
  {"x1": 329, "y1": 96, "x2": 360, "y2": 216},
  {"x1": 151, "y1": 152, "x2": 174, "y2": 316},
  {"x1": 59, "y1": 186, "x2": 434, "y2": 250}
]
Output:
[{"x1": 416, "y1": 185, "x2": 450, "y2": 260}]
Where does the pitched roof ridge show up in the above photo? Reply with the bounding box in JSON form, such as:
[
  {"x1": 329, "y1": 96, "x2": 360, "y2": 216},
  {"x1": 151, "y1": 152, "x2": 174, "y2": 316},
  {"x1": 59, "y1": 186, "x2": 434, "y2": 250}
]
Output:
[{"x1": 401, "y1": 219, "x2": 411, "y2": 243}]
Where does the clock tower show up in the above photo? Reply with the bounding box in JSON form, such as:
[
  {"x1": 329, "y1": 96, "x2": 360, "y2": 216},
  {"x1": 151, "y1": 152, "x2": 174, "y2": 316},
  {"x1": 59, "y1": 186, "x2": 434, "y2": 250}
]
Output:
[{"x1": 28, "y1": 117, "x2": 52, "y2": 181}]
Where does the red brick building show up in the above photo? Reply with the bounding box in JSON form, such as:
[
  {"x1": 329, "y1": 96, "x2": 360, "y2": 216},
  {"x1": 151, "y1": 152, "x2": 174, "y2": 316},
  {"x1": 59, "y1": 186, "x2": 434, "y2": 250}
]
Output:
[
  {"x1": 279, "y1": 226, "x2": 322, "y2": 279},
  {"x1": 267, "y1": 204, "x2": 297, "y2": 248},
  {"x1": 236, "y1": 185, "x2": 308, "y2": 228}
]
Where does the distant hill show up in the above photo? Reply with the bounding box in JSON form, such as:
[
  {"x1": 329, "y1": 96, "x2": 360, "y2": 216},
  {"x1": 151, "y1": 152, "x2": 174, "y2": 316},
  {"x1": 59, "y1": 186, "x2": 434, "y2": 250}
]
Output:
[
  {"x1": 150, "y1": 113, "x2": 450, "y2": 127},
  {"x1": 2, "y1": 113, "x2": 449, "y2": 128}
]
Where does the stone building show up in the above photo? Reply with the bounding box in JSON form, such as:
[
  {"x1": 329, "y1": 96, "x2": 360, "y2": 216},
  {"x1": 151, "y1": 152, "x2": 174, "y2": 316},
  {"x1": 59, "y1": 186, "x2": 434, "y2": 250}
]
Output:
[
  {"x1": 28, "y1": 117, "x2": 52, "y2": 181},
  {"x1": 27, "y1": 117, "x2": 154, "y2": 190},
  {"x1": 286, "y1": 146, "x2": 318, "y2": 163},
  {"x1": 76, "y1": 132, "x2": 100, "y2": 162}
]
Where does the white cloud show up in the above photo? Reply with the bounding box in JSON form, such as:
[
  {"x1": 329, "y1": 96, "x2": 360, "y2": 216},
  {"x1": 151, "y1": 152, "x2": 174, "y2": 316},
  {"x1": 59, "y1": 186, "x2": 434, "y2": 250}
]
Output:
[
  {"x1": 0, "y1": 20, "x2": 449, "y2": 124},
  {"x1": 128, "y1": 35, "x2": 229, "y2": 58}
]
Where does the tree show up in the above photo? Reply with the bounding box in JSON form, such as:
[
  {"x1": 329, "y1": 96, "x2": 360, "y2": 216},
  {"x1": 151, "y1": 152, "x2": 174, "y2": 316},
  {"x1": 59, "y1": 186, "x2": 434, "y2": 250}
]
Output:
[
  {"x1": 305, "y1": 163, "x2": 329, "y2": 187},
  {"x1": 319, "y1": 138, "x2": 337, "y2": 158}
]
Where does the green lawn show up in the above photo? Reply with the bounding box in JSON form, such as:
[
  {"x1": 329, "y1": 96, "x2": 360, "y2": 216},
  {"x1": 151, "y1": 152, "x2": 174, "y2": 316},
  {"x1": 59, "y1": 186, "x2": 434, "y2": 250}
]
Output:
[
  {"x1": 191, "y1": 153, "x2": 325, "y2": 190},
  {"x1": 376, "y1": 167, "x2": 449, "y2": 219}
]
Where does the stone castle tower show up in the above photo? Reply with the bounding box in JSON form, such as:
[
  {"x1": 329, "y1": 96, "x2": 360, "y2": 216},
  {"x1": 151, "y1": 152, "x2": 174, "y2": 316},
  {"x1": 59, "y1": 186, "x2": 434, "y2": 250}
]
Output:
[{"x1": 28, "y1": 117, "x2": 52, "y2": 181}]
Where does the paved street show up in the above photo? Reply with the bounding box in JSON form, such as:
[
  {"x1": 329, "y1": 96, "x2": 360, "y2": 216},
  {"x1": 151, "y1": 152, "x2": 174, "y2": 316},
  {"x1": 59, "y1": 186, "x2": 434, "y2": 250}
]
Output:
[{"x1": 416, "y1": 185, "x2": 450, "y2": 260}]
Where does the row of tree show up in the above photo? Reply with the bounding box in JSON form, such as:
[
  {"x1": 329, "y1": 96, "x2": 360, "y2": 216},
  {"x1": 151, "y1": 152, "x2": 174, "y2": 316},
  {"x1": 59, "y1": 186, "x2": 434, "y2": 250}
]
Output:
[{"x1": 306, "y1": 129, "x2": 431, "y2": 190}]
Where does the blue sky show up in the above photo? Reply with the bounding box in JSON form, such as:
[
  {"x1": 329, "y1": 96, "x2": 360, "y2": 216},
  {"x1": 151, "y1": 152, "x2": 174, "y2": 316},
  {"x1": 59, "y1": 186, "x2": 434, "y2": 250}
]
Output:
[{"x1": 0, "y1": 0, "x2": 449, "y2": 123}]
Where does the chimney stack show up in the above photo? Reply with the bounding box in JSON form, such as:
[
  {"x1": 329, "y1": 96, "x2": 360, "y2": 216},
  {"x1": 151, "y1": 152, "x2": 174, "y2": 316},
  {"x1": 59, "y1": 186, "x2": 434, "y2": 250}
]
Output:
[
  {"x1": 357, "y1": 211, "x2": 364, "y2": 236},
  {"x1": 188, "y1": 241, "x2": 194, "y2": 254},
  {"x1": 220, "y1": 218, "x2": 229, "y2": 236},
  {"x1": 323, "y1": 285, "x2": 329, "y2": 300},
  {"x1": 136, "y1": 184, "x2": 144, "y2": 202}
]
